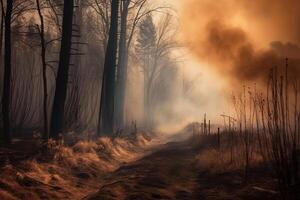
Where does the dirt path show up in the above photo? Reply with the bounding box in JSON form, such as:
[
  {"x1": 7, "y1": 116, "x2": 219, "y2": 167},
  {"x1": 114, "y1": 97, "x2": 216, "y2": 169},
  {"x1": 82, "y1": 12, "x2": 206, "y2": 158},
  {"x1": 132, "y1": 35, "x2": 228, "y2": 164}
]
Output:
[
  {"x1": 85, "y1": 138, "x2": 278, "y2": 200},
  {"x1": 86, "y1": 140, "x2": 200, "y2": 200}
]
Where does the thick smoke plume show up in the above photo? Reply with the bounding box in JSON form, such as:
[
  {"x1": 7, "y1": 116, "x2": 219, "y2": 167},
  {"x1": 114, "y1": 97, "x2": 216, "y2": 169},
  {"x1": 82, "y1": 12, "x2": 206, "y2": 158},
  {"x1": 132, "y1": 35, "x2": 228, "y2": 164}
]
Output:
[{"x1": 182, "y1": 0, "x2": 300, "y2": 84}]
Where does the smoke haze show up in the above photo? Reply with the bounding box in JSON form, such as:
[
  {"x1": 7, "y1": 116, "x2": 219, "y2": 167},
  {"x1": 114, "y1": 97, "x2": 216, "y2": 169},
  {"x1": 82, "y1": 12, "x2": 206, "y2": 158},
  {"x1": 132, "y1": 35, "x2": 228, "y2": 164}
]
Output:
[{"x1": 182, "y1": 0, "x2": 300, "y2": 85}]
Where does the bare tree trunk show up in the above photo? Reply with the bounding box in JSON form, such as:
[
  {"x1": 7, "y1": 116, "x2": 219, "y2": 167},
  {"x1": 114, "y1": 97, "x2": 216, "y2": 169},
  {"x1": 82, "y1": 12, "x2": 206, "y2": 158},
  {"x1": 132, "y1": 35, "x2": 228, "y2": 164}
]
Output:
[
  {"x1": 64, "y1": 0, "x2": 82, "y2": 130},
  {"x1": 0, "y1": 0, "x2": 4, "y2": 114},
  {"x1": 50, "y1": 0, "x2": 74, "y2": 139},
  {"x1": 144, "y1": 68, "x2": 152, "y2": 128},
  {"x1": 98, "y1": 0, "x2": 119, "y2": 135},
  {"x1": 2, "y1": 0, "x2": 13, "y2": 144},
  {"x1": 36, "y1": 0, "x2": 48, "y2": 140},
  {"x1": 0, "y1": 0, "x2": 4, "y2": 63},
  {"x1": 115, "y1": 0, "x2": 129, "y2": 129}
]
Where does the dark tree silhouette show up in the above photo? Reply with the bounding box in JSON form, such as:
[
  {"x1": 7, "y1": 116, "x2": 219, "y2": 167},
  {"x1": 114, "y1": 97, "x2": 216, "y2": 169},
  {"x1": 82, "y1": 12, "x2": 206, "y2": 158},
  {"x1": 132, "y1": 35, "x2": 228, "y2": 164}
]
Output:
[
  {"x1": 64, "y1": 0, "x2": 83, "y2": 130},
  {"x1": 0, "y1": 0, "x2": 4, "y2": 62},
  {"x1": 36, "y1": 0, "x2": 49, "y2": 140},
  {"x1": 50, "y1": 0, "x2": 74, "y2": 139},
  {"x1": 2, "y1": 0, "x2": 13, "y2": 143},
  {"x1": 98, "y1": 0, "x2": 119, "y2": 135},
  {"x1": 115, "y1": 0, "x2": 130, "y2": 129},
  {"x1": 115, "y1": 0, "x2": 150, "y2": 129}
]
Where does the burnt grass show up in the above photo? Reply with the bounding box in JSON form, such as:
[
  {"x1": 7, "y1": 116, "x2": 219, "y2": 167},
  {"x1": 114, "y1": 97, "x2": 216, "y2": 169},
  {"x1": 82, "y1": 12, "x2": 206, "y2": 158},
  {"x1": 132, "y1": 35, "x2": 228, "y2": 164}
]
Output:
[
  {"x1": 0, "y1": 133, "x2": 280, "y2": 200},
  {"x1": 86, "y1": 136, "x2": 279, "y2": 200}
]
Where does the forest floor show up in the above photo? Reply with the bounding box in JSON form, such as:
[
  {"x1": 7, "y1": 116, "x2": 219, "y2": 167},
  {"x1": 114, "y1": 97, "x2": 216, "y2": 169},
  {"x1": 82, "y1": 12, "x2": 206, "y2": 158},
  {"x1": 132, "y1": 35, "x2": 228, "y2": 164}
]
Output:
[
  {"x1": 0, "y1": 132, "x2": 160, "y2": 200},
  {"x1": 0, "y1": 130, "x2": 279, "y2": 200},
  {"x1": 86, "y1": 134, "x2": 279, "y2": 200}
]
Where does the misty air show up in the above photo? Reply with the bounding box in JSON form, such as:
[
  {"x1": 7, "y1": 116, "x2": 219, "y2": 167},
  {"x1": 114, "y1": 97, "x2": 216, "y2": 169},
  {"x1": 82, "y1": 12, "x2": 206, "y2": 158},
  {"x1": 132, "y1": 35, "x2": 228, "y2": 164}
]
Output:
[{"x1": 0, "y1": 0, "x2": 299, "y2": 199}]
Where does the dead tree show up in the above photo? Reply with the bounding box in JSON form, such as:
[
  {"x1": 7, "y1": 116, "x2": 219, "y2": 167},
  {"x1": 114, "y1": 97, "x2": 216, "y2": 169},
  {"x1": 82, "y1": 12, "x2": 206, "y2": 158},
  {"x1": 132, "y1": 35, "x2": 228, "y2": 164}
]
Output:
[
  {"x1": 0, "y1": 0, "x2": 4, "y2": 64},
  {"x1": 64, "y1": 0, "x2": 83, "y2": 130},
  {"x1": 2, "y1": 0, "x2": 13, "y2": 143},
  {"x1": 0, "y1": 0, "x2": 4, "y2": 122},
  {"x1": 115, "y1": 0, "x2": 164, "y2": 129},
  {"x1": 114, "y1": 0, "x2": 130, "y2": 129},
  {"x1": 87, "y1": 0, "x2": 110, "y2": 49},
  {"x1": 136, "y1": 13, "x2": 176, "y2": 128},
  {"x1": 97, "y1": 0, "x2": 119, "y2": 135},
  {"x1": 221, "y1": 114, "x2": 237, "y2": 164},
  {"x1": 36, "y1": 0, "x2": 48, "y2": 140},
  {"x1": 50, "y1": 0, "x2": 74, "y2": 139}
]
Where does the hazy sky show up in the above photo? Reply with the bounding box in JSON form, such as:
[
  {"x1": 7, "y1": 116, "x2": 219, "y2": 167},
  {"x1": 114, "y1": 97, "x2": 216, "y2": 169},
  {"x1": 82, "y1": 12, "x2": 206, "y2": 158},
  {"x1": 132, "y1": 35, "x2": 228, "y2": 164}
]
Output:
[
  {"x1": 154, "y1": 0, "x2": 229, "y2": 125},
  {"x1": 155, "y1": 0, "x2": 300, "y2": 124}
]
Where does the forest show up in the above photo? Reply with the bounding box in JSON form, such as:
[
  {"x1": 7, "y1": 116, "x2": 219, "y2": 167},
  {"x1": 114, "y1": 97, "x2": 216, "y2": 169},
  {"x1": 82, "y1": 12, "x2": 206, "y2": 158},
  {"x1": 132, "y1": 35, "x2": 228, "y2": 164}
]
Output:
[{"x1": 0, "y1": 0, "x2": 299, "y2": 199}]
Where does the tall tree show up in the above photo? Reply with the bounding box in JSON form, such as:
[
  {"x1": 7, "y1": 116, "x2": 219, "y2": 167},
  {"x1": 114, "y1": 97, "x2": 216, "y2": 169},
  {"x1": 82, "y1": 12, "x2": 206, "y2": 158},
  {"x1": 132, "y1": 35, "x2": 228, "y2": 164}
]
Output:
[
  {"x1": 0, "y1": 0, "x2": 4, "y2": 121},
  {"x1": 2, "y1": 0, "x2": 13, "y2": 143},
  {"x1": 136, "y1": 14, "x2": 176, "y2": 128},
  {"x1": 115, "y1": 0, "x2": 130, "y2": 129},
  {"x1": 64, "y1": 0, "x2": 83, "y2": 130},
  {"x1": 98, "y1": 0, "x2": 119, "y2": 135},
  {"x1": 115, "y1": 0, "x2": 150, "y2": 129},
  {"x1": 0, "y1": 0, "x2": 4, "y2": 63},
  {"x1": 36, "y1": 0, "x2": 48, "y2": 140},
  {"x1": 136, "y1": 14, "x2": 156, "y2": 128},
  {"x1": 50, "y1": 0, "x2": 74, "y2": 139}
]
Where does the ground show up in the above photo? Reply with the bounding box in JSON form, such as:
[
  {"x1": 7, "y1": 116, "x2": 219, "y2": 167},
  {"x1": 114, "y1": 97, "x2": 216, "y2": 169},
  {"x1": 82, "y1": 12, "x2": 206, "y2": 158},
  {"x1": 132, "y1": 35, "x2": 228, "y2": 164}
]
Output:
[
  {"x1": 86, "y1": 138, "x2": 278, "y2": 200},
  {"x1": 0, "y1": 132, "x2": 279, "y2": 200}
]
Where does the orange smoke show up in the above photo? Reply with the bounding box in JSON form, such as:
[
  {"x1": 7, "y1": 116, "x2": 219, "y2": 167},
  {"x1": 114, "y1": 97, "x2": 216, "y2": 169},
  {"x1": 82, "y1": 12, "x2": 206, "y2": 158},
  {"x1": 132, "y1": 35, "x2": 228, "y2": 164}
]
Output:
[{"x1": 182, "y1": 0, "x2": 300, "y2": 84}]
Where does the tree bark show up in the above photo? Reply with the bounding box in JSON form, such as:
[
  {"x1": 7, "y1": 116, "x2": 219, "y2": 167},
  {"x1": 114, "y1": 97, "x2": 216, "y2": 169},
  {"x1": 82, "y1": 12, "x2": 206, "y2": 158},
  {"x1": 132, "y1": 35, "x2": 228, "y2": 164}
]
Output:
[
  {"x1": 2, "y1": 0, "x2": 13, "y2": 144},
  {"x1": 0, "y1": 0, "x2": 4, "y2": 64},
  {"x1": 115, "y1": 0, "x2": 129, "y2": 129},
  {"x1": 64, "y1": 0, "x2": 82, "y2": 130},
  {"x1": 98, "y1": 0, "x2": 119, "y2": 135},
  {"x1": 50, "y1": 0, "x2": 74, "y2": 139},
  {"x1": 36, "y1": 0, "x2": 48, "y2": 140}
]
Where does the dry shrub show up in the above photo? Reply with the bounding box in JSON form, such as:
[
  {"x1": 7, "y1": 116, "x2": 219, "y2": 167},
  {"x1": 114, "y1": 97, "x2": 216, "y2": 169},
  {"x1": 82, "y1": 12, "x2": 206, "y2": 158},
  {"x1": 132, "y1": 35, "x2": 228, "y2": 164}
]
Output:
[
  {"x1": 197, "y1": 149, "x2": 243, "y2": 173},
  {"x1": 196, "y1": 134, "x2": 264, "y2": 174},
  {"x1": 225, "y1": 65, "x2": 300, "y2": 199},
  {"x1": 0, "y1": 133, "x2": 154, "y2": 199},
  {"x1": 0, "y1": 189, "x2": 17, "y2": 200},
  {"x1": 23, "y1": 160, "x2": 53, "y2": 184},
  {"x1": 73, "y1": 141, "x2": 99, "y2": 153}
]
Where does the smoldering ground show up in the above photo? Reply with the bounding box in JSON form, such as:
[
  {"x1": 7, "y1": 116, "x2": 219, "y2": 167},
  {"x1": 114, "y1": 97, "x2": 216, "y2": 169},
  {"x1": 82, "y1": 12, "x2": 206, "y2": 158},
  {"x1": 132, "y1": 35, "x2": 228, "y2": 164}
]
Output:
[{"x1": 182, "y1": 0, "x2": 300, "y2": 85}]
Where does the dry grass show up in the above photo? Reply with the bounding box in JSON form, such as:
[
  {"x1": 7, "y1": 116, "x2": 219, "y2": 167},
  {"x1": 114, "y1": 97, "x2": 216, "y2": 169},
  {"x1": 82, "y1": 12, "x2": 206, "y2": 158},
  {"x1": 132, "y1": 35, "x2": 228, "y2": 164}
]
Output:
[
  {"x1": 195, "y1": 135, "x2": 264, "y2": 174},
  {"x1": 194, "y1": 65, "x2": 300, "y2": 199},
  {"x1": 0, "y1": 133, "x2": 153, "y2": 200}
]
